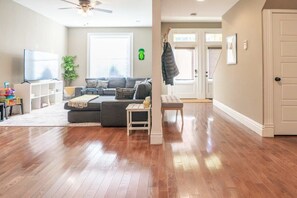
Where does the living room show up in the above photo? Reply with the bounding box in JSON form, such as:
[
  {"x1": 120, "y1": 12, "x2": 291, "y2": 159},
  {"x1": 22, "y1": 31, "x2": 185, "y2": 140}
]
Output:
[
  {"x1": 1, "y1": 0, "x2": 297, "y2": 197},
  {"x1": 0, "y1": 0, "x2": 153, "y2": 126}
]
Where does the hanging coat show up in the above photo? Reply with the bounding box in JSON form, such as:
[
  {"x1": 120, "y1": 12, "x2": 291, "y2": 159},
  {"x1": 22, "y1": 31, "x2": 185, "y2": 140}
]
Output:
[{"x1": 162, "y1": 42, "x2": 179, "y2": 85}]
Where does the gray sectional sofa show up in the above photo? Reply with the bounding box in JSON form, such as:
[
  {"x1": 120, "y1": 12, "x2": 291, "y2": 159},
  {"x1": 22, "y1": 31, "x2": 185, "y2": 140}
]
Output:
[
  {"x1": 64, "y1": 77, "x2": 151, "y2": 127},
  {"x1": 75, "y1": 77, "x2": 149, "y2": 97}
]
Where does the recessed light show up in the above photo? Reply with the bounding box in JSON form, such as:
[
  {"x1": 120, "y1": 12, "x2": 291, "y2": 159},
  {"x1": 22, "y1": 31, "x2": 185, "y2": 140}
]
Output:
[
  {"x1": 136, "y1": 20, "x2": 141, "y2": 23},
  {"x1": 196, "y1": 0, "x2": 205, "y2": 2}
]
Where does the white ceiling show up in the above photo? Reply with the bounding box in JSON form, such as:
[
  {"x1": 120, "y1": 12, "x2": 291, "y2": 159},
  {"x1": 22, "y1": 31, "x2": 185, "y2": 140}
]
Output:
[
  {"x1": 161, "y1": 0, "x2": 240, "y2": 22},
  {"x1": 13, "y1": 0, "x2": 239, "y2": 27}
]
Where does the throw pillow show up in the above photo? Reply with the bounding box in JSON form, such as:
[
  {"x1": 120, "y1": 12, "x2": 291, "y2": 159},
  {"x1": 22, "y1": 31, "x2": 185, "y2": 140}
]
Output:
[
  {"x1": 134, "y1": 81, "x2": 152, "y2": 99},
  {"x1": 97, "y1": 80, "x2": 108, "y2": 88},
  {"x1": 86, "y1": 79, "x2": 98, "y2": 88},
  {"x1": 115, "y1": 88, "x2": 136, "y2": 100}
]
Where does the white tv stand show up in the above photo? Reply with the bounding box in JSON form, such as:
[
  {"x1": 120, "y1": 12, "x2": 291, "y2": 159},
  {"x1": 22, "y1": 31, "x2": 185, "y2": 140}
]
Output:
[{"x1": 14, "y1": 80, "x2": 63, "y2": 113}]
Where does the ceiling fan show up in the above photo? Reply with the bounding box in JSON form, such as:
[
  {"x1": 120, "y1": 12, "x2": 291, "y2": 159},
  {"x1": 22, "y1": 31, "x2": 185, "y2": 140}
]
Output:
[{"x1": 59, "y1": 0, "x2": 112, "y2": 14}]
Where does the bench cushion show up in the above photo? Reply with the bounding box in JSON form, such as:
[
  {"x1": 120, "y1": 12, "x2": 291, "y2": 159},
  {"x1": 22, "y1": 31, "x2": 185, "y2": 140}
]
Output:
[{"x1": 161, "y1": 95, "x2": 183, "y2": 108}]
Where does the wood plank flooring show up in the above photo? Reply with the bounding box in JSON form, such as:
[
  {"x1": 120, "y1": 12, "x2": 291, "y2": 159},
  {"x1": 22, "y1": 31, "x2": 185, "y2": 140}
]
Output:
[{"x1": 0, "y1": 103, "x2": 297, "y2": 197}]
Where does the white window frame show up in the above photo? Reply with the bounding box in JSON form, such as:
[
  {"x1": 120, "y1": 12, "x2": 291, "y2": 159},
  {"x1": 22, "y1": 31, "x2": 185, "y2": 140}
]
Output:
[{"x1": 87, "y1": 33, "x2": 134, "y2": 77}]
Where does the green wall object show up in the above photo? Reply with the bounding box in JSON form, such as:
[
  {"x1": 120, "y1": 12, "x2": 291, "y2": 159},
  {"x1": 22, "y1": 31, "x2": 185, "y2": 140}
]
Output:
[{"x1": 138, "y1": 48, "x2": 145, "y2": 60}]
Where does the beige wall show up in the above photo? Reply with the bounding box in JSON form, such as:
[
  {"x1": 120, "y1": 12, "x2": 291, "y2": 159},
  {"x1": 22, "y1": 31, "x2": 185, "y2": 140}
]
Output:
[
  {"x1": 68, "y1": 27, "x2": 152, "y2": 86},
  {"x1": 264, "y1": 0, "x2": 297, "y2": 9},
  {"x1": 0, "y1": 0, "x2": 68, "y2": 86},
  {"x1": 213, "y1": 0, "x2": 266, "y2": 124}
]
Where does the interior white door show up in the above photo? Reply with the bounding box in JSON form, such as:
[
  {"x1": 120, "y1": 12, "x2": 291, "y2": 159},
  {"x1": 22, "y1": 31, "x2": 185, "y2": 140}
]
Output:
[{"x1": 273, "y1": 13, "x2": 297, "y2": 135}]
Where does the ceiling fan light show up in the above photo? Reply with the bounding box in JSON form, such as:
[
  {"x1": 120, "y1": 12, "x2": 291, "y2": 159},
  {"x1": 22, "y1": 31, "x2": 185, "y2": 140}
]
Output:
[
  {"x1": 82, "y1": 12, "x2": 88, "y2": 17},
  {"x1": 87, "y1": 11, "x2": 93, "y2": 16}
]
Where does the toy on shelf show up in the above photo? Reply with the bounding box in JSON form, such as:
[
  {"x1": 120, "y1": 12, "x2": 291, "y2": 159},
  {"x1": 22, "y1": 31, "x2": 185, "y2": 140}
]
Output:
[{"x1": 0, "y1": 88, "x2": 16, "y2": 106}]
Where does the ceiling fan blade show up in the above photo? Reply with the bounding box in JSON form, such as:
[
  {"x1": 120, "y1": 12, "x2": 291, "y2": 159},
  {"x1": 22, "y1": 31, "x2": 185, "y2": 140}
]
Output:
[
  {"x1": 61, "y1": 0, "x2": 80, "y2": 6},
  {"x1": 93, "y1": 8, "x2": 112, "y2": 13}
]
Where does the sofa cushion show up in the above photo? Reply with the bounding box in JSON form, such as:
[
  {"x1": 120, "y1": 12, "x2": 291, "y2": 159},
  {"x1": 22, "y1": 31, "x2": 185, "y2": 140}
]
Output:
[
  {"x1": 85, "y1": 79, "x2": 98, "y2": 88},
  {"x1": 103, "y1": 88, "x2": 116, "y2": 96},
  {"x1": 134, "y1": 81, "x2": 152, "y2": 99},
  {"x1": 126, "y1": 77, "x2": 147, "y2": 88},
  {"x1": 97, "y1": 80, "x2": 108, "y2": 88},
  {"x1": 115, "y1": 88, "x2": 136, "y2": 99},
  {"x1": 82, "y1": 88, "x2": 100, "y2": 95},
  {"x1": 108, "y1": 77, "x2": 126, "y2": 88}
]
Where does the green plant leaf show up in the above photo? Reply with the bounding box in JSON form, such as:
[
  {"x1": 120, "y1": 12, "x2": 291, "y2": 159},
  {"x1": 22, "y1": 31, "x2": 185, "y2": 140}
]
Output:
[{"x1": 61, "y1": 55, "x2": 79, "y2": 86}]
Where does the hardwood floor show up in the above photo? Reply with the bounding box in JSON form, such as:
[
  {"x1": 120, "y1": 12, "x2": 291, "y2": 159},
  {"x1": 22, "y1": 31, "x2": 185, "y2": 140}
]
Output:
[{"x1": 0, "y1": 103, "x2": 297, "y2": 197}]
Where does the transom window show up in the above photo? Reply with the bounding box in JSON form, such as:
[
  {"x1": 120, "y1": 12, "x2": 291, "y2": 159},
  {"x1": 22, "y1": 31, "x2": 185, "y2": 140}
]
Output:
[
  {"x1": 173, "y1": 34, "x2": 196, "y2": 42},
  {"x1": 88, "y1": 33, "x2": 133, "y2": 77},
  {"x1": 205, "y1": 33, "x2": 222, "y2": 42}
]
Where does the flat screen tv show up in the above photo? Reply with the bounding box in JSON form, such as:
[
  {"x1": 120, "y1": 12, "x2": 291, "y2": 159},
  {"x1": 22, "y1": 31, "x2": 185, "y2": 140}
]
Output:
[{"x1": 24, "y1": 49, "x2": 59, "y2": 82}]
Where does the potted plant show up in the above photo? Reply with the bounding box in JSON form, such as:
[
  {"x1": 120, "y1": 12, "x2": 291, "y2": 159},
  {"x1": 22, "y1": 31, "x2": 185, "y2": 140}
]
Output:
[{"x1": 61, "y1": 55, "x2": 79, "y2": 86}]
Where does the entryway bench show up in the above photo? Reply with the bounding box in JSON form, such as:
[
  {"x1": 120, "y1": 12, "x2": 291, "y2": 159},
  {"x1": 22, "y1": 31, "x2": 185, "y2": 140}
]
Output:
[{"x1": 161, "y1": 95, "x2": 184, "y2": 125}]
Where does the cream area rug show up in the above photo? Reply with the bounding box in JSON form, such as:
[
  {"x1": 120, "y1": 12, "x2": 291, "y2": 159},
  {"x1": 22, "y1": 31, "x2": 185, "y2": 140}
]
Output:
[{"x1": 0, "y1": 102, "x2": 101, "y2": 127}]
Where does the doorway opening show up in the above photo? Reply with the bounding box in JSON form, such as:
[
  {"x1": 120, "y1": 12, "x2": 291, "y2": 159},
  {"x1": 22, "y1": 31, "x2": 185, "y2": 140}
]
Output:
[{"x1": 167, "y1": 29, "x2": 222, "y2": 99}]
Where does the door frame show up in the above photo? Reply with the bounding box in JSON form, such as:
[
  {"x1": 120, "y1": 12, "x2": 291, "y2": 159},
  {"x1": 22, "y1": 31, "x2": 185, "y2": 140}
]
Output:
[
  {"x1": 263, "y1": 9, "x2": 297, "y2": 137},
  {"x1": 167, "y1": 28, "x2": 222, "y2": 99}
]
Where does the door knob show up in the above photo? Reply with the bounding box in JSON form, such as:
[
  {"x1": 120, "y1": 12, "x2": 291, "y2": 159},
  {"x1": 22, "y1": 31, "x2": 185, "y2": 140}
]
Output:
[{"x1": 275, "y1": 77, "x2": 281, "y2": 82}]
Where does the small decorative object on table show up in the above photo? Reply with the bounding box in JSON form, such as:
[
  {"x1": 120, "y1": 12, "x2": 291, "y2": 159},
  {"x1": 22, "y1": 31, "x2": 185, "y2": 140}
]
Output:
[{"x1": 143, "y1": 96, "x2": 150, "y2": 108}]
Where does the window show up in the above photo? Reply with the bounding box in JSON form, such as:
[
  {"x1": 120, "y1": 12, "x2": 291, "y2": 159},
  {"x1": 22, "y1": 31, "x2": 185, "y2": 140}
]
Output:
[
  {"x1": 205, "y1": 33, "x2": 222, "y2": 42},
  {"x1": 88, "y1": 33, "x2": 133, "y2": 77},
  {"x1": 207, "y1": 47, "x2": 221, "y2": 80},
  {"x1": 174, "y1": 47, "x2": 196, "y2": 80},
  {"x1": 173, "y1": 34, "x2": 196, "y2": 42}
]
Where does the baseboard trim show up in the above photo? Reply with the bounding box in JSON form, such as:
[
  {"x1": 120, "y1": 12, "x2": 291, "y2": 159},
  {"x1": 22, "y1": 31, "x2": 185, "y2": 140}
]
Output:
[
  {"x1": 262, "y1": 124, "x2": 274, "y2": 137},
  {"x1": 213, "y1": 100, "x2": 264, "y2": 136},
  {"x1": 150, "y1": 132, "x2": 163, "y2": 144}
]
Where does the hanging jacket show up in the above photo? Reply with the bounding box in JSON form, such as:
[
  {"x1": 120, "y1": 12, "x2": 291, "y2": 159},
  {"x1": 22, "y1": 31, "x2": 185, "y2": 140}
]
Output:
[{"x1": 162, "y1": 42, "x2": 179, "y2": 85}]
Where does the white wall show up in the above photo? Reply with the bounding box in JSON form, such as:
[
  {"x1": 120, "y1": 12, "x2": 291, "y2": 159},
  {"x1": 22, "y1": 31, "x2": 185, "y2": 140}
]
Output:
[
  {"x1": 0, "y1": 0, "x2": 68, "y2": 86},
  {"x1": 68, "y1": 27, "x2": 152, "y2": 86}
]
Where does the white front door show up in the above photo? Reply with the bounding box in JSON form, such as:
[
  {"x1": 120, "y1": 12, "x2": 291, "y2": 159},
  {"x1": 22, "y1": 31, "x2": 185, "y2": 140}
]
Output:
[
  {"x1": 273, "y1": 13, "x2": 297, "y2": 135},
  {"x1": 205, "y1": 46, "x2": 222, "y2": 98},
  {"x1": 167, "y1": 29, "x2": 222, "y2": 99},
  {"x1": 167, "y1": 31, "x2": 199, "y2": 98},
  {"x1": 170, "y1": 46, "x2": 199, "y2": 98}
]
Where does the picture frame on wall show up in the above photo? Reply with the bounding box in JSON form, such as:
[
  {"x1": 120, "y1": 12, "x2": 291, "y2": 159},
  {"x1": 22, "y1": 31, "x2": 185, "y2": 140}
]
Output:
[{"x1": 226, "y1": 34, "x2": 237, "y2": 64}]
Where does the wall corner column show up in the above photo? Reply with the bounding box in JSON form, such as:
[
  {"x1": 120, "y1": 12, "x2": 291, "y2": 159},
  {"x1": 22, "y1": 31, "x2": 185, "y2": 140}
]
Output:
[
  {"x1": 150, "y1": 0, "x2": 163, "y2": 144},
  {"x1": 263, "y1": 9, "x2": 275, "y2": 137}
]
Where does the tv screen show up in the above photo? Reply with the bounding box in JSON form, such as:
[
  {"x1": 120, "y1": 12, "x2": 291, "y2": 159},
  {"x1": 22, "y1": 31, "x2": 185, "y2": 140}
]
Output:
[{"x1": 24, "y1": 49, "x2": 59, "y2": 81}]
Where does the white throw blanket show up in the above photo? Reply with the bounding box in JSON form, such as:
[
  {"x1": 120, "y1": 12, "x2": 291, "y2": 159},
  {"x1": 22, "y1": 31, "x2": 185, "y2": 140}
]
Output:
[{"x1": 68, "y1": 95, "x2": 99, "y2": 108}]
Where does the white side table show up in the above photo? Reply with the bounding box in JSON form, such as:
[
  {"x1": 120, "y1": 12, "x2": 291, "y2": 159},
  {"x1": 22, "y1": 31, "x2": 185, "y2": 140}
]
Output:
[{"x1": 126, "y1": 103, "x2": 151, "y2": 136}]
